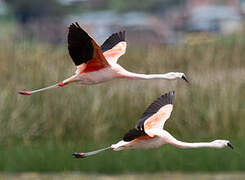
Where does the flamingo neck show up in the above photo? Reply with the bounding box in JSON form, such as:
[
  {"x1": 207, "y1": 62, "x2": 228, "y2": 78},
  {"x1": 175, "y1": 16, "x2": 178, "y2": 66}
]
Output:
[
  {"x1": 169, "y1": 140, "x2": 215, "y2": 149},
  {"x1": 160, "y1": 131, "x2": 217, "y2": 149},
  {"x1": 121, "y1": 71, "x2": 178, "y2": 80}
]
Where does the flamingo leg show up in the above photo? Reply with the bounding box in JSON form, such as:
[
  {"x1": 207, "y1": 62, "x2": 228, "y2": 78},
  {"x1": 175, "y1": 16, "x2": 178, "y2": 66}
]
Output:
[
  {"x1": 18, "y1": 82, "x2": 67, "y2": 95},
  {"x1": 73, "y1": 147, "x2": 112, "y2": 158}
]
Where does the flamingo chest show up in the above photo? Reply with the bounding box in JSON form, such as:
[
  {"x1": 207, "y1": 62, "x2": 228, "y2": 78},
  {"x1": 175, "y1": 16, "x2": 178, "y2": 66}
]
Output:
[
  {"x1": 129, "y1": 136, "x2": 166, "y2": 149},
  {"x1": 76, "y1": 67, "x2": 118, "y2": 84}
]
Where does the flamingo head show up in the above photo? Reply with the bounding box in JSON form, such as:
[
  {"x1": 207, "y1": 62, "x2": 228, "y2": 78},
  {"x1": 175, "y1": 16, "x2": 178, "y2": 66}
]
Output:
[
  {"x1": 211, "y1": 140, "x2": 234, "y2": 149},
  {"x1": 171, "y1": 72, "x2": 189, "y2": 83},
  {"x1": 181, "y1": 73, "x2": 189, "y2": 83}
]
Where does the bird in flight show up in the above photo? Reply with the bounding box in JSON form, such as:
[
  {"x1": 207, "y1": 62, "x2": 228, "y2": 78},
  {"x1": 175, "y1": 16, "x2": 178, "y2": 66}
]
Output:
[
  {"x1": 73, "y1": 91, "x2": 233, "y2": 159},
  {"x1": 19, "y1": 22, "x2": 188, "y2": 95}
]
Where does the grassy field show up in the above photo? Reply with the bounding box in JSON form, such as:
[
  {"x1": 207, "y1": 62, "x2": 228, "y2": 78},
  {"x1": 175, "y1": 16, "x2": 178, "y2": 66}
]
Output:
[
  {"x1": 0, "y1": 21, "x2": 245, "y2": 172},
  {"x1": 0, "y1": 139, "x2": 245, "y2": 173}
]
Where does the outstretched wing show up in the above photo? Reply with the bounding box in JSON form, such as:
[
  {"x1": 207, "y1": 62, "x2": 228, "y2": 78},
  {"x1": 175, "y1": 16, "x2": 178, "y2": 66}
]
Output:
[
  {"x1": 142, "y1": 91, "x2": 174, "y2": 137},
  {"x1": 101, "y1": 31, "x2": 127, "y2": 63},
  {"x1": 68, "y1": 22, "x2": 109, "y2": 72},
  {"x1": 123, "y1": 92, "x2": 174, "y2": 141}
]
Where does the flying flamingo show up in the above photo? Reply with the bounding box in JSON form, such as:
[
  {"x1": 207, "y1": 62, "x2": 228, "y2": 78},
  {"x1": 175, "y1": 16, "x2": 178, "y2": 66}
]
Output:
[
  {"x1": 73, "y1": 91, "x2": 233, "y2": 159},
  {"x1": 19, "y1": 22, "x2": 188, "y2": 95}
]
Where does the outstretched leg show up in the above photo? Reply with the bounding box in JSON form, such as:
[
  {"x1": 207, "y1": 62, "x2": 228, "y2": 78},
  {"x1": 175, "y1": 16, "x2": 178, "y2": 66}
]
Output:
[
  {"x1": 73, "y1": 147, "x2": 112, "y2": 159},
  {"x1": 18, "y1": 74, "x2": 78, "y2": 95},
  {"x1": 18, "y1": 82, "x2": 67, "y2": 95}
]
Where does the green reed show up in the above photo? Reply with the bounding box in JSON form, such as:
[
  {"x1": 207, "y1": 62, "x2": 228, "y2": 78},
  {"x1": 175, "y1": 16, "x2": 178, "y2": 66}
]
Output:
[{"x1": 0, "y1": 21, "x2": 244, "y2": 172}]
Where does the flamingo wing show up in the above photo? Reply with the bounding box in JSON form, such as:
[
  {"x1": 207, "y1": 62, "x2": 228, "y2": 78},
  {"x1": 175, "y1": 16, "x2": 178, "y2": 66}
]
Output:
[
  {"x1": 123, "y1": 91, "x2": 174, "y2": 141},
  {"x1": 101, "y1": 31, "x2": 127, "y2": 63},
  {"x1": 68, "y1": 22, "x2": 109, "y2": 73},
  {"x1": 142, "y1": 91, "x2": 174, "y2": 137},
  {"x1": 123, "y1": 128, "x2": 147, "y2": 142}
]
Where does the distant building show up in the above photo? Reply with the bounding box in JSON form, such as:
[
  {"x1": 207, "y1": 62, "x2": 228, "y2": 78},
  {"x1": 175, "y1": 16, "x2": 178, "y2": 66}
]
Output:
[
  {"x1": 239, "y1": 0, "x2": 245, "y2": 14},
  {"x1": 57, "y1": 0, "x2": 87, "y2": 5},
  {"x1": 0, "y1": 0, "x2": 7, "y2": 15},
  {"x1": 186, "y1": 0, "x2": 243, "y2": 34},
  {"x1": 65, "y1": 11, "x2": 168, "y2": 46}
]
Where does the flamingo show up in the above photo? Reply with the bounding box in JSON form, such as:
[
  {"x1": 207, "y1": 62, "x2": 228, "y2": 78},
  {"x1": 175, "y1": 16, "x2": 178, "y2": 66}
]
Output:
[
  {"x1": 19, "y1": 22, "x2": 188, "y2": 95},
  {"x1": 73, "y1": 91, "x2": 233, "y2": 159}
]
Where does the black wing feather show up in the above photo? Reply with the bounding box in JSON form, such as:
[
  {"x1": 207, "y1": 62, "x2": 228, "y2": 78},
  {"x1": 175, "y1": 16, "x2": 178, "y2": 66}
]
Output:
[
  {"x1": 101, "y1": 31, "x2": 125, "y2": 52},
  {"x1": 68, "y1": 22, "x2": 94, "y2": 66},
  {"x1": 123, "y1": 128, "x2": 146, "y2": 142}
]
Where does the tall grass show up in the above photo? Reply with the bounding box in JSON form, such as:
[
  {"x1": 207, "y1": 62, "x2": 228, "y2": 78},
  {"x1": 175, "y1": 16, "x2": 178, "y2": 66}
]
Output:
[{"x1": 0, "y1": 22, "x2": 245, "y2": 172}]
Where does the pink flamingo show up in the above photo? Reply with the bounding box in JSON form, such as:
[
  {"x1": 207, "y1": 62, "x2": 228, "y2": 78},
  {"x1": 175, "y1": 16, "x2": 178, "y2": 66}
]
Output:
[
  {"x1": 73, "y1": 91, "x2": 233, "y2": 158},
  {"x1": 19, "y1": 22, "x2": 188, "y2": 95}
]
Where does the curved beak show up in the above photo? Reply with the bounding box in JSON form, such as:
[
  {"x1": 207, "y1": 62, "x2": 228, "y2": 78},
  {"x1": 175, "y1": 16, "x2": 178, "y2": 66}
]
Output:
[
  {"x1": 181, "y1": 74, "x2": 189, "y2": 83},
  {"x1": 227, "y1": 142, "x2": 234, "y2": 149}
]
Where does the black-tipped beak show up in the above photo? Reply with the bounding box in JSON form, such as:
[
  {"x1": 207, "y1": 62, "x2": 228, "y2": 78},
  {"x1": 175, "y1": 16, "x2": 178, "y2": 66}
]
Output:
[
  {"x1": 182, "y1": 75, "x2": 189, "y2": 83},
  {"x1": 227, "y1": 142, "x2": 234, "y2": 149}
]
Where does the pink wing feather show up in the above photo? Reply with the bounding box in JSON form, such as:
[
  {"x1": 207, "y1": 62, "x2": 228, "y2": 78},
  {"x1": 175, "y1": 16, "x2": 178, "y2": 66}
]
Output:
[
  {"x1": 101, "y1": 31, "x2": 126, "y2": 63},
  {"x1": 103, "y1": 42, "x2": 127, "y2": 63},
  {"x1": 144, "y1": 104, "x2": 173, "y2": 137}
]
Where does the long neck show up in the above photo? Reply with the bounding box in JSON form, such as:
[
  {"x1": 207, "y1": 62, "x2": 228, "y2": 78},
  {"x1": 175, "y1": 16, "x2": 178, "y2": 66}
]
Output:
[
  {"x1": 169, "y1": 139, "x2": 215, "y2": 149},
  {"x1": 121, "y1": 71, "x2": 178, "y2": 80},
  {"x1": 162, "y1": 131, "x2": 216, "y2": 149}
]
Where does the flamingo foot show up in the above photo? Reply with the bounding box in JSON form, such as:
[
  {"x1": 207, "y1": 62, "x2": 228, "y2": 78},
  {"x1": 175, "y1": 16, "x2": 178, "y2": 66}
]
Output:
[
  {"x1": 18, "y1": 91, "x2": 32, "y2": 95},
  {"x1": 58, "y1": 82, "x2": 66, "y2": 87},
  {"x1": 72, "y1": 152, "x2": 86, "y2": 158}
]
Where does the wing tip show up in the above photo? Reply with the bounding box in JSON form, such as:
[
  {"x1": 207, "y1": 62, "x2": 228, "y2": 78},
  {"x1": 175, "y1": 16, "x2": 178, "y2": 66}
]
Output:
[
  {"x1": 69, "y1": 22, "x2": 81, "y2": 30},
  {"x1": 118, "y1": 31, "x2": 126, "y2": 41},
  {"x1": 160, "y1": 91, "x2": 174, "y2": 105},
  {"x1": 169, "y1": 91, "x2": 174, "y2": 104},
  {"x1": 101, "y1": 30, "x2": 126, "y2": 52}
]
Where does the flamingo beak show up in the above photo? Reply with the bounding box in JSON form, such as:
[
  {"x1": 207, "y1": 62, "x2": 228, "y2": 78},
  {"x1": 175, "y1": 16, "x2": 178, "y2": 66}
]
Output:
[
  {"x1": 227, "y1": 142, "x2": 234, "y2": 149},
  {"x1": 181, "y1": 75, "x2": 189, "y2": 83}
]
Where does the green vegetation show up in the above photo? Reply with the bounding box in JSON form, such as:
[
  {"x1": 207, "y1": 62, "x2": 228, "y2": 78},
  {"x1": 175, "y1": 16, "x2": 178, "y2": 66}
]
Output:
[
  {"x1": 0, "y1": 139, "x2": 245, "y2": 173},
  {"x1": 0, "y1": 21, "x2": 244, "y2": 172}
]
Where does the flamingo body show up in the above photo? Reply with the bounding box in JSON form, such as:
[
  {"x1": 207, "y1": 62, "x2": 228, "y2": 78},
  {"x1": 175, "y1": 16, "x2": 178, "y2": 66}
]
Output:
[
  {"x1": 19, "y1": 22, "x2": 188, "y2": 95},
  {"x1": 111, "y1": 136, "x2": 163, "y2": 151},
  {"x1": 73, "y1": 91, "x2": 233, "y2": 159},
  {"x1": 74, "y1": 67, "x2": 120, "y2": 85}
]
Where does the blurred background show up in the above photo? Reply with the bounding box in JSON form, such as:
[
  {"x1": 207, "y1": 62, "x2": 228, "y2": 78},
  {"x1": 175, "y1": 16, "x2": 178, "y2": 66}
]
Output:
[{"x1": 0, "y1": 0, "x2": 245, "y2": 179}]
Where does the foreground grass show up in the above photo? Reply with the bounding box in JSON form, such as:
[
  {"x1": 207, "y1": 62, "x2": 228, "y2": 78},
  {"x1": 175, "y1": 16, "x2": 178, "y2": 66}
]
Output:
[
  {"x1": 0, "y1": 21, "x2": 245, "y2": 172},
  {"x1": 0, "y1": 138, "x2": 244, "y2": 173}
]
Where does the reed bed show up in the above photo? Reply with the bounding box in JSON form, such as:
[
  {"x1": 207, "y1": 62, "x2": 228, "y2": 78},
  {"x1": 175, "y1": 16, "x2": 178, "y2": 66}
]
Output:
[
  {"x1": 0, "y1": 30, "x2": 245, "y2": 145},
  {"x1": 0, "y1": 22, "x2": 245, "y2": 172}
]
